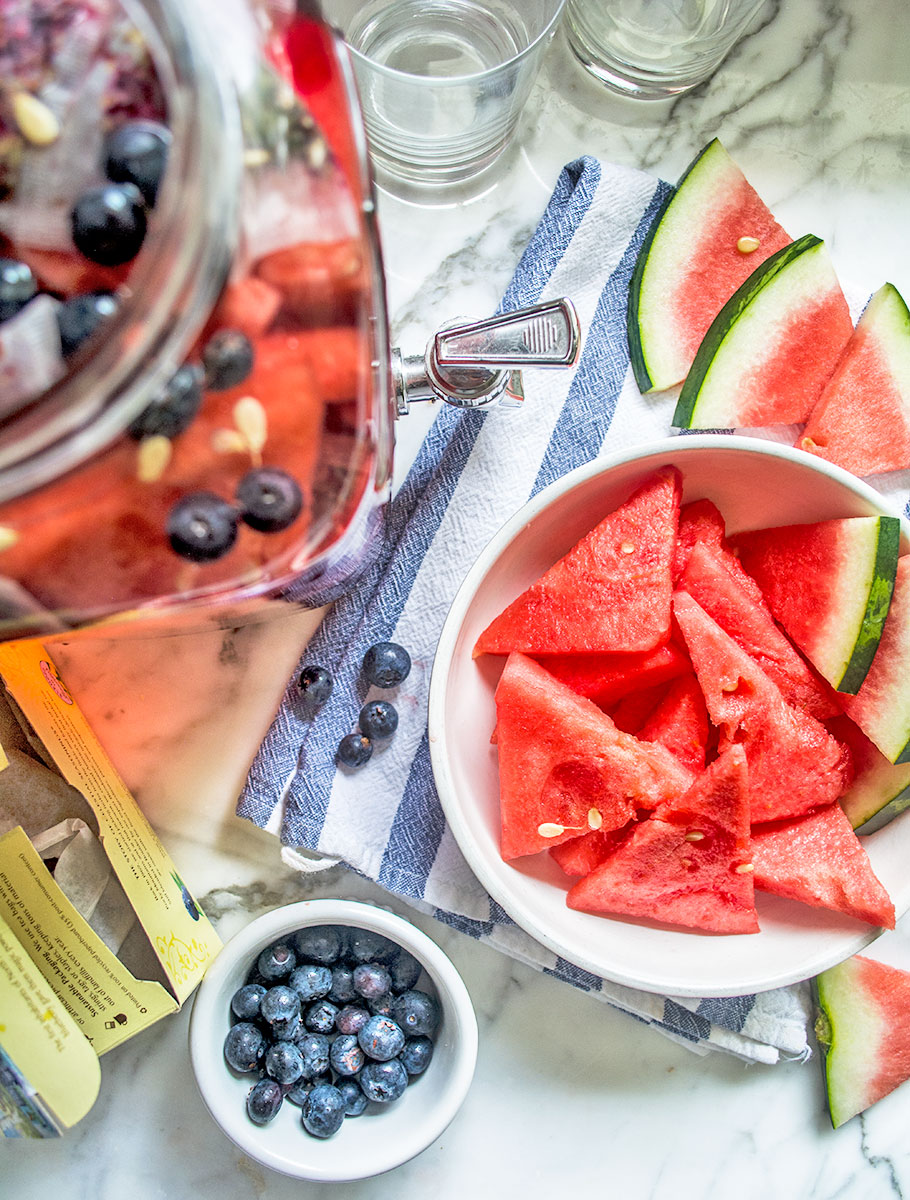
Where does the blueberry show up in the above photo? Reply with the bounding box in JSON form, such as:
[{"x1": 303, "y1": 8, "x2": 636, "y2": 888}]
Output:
[
  {"x1": 336, "y1": 1077, "x2": 368, "y2": 1117},
  {"x1": 247, "y1": 1078, "x2": 283, "y2": 1125},
  {"x1": 389, "y1": 949, "x2": 422, "y2": 992},
  {"x1": 270, "y1": 1013, "x2": 305, "y2": 1042},
  {"x1": 358, "y1": 1058, "x2": 408, "y2": 1103},
  {"x1": 167, "y1": 491, "x2": 238, "y2": 563},
  {"x1": 129, "y1": 363, "x2": 203, "y2": 439},
  {"x1": 202, "y1": 328, "x2": 254, "y2": 390},
  {"x1": 390, "y1": 990, "x2": 439, "y2": 1038},
  {"x1": 358, "y1": 700, "x2": 398, "y2": 740},
  {"x1": 230, "y1": 983, "x2": 266, "y2": 1021},
  {"x1": 368, "y1": 994, "x2": 394, "y2": 1017},
  {"x1": 362, "y1": 642, "x2": 411, "y2": 688},
  {"x1": 298, "y1": 1032, "x2": 330, "y2": 1080},
  {"x1": 236, "y1": 467, "x2": 303, "y2": 533},
  {"x1": 57, "y1": 291, "x2": 119, "y2": 358},
  {"x1": 292, "y1": 925, "x2": 345, "y2": 965},
  {"x1": 265, "y1": 1040, "x2": 305, "y2": 1085},
  {"x1": 260, "y1": 985, "x2": 301, "y2": 1027},
  {"x1": 400, "y1": 1036, "x2": 434, "y2": 1076},
  {"x1": 328, "y1": 965, "x2": 357, "y2": 1005},
  {"x1": 257, "y1": 942, "x2": 297, "y2": 982},
  {"x1": 223, "y1": 1021, "x2": 265, "y2": 1072},
  {"x1": 0, "y1": 258, "x2": 37, "y2": 324},
  {"x1": 336, "y1": 733, "x2": 372, "y2": 769},
  {"x1": 358, "y1": 1014, "x2": 405, "y2": 1062},
  {"x1": 329, "y1": 1033, "x2": 365, "y2": 1077},
  {"x1": 289, "y1": 962, "x2": 332, "y2": 1003},
  {"x1": 285, "y1": 1078, "x2": 314, "y2": 1107},
  {"x1": 353, "y1": 962, "x2": 392, "y2": 1002},
  {"x1": 71, "y1": 182, "x2": 147, "y2": 265},
  {"x1": 301, "y1": 1083, "x2": 345, "y2": 1138},
  {"x1": 334, "y1": 1005, "x2": 370, "y2": 1036},
  {"x1": 297, "y1": 665, "x2": 333, "y2": 709},
  {"x1": 304, "y1": 999, "x2": 338, "y2": 1034},
  {"x1": 348, "y1": 929, "x2": 398, "y2": 966},
  {"x1": 103, "y1": 120, "x2": 170, "y2": 207}
]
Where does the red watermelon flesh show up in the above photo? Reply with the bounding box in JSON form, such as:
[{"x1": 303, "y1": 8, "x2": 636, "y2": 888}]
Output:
[
  {"x1": 679, "y1": 540, "x2": 839, "y2": 719},
  {"x1": 566, "y1": 745, "x2": 759, "y2": 935},
  {"x1": 674, "y1": 498, "x2": 767, "y2": 606},
  {"x1": 549, "y1": 822, "x2": 635, "y2": 878},
  {"x1": 638, "y1": 674, "x2": 709, "y2": 774},
  {"x1": 474, "y1": 467, "x2": 681, "y2": 657},
  {"x1": 799, "y1": 283, "x2": 910, "y2": 478},
  {"x1": 534, "y1": 642, "x2": 687, "y2": 709},
  {"x1": 494, "y1": 652, "x2": 694, "y2": 860},
  {"x1": 673, "y1": 591, "x2": 852, "y2": 822},
  {"x1": 751, "y1": 804, "x2": 895, "y2": 928},
  {"x1": 610, "y1": 681, "x2": 671, "y2": 734},
  {"x1": 815, "y1": 954, "x2": 910, "y2": 1128}
]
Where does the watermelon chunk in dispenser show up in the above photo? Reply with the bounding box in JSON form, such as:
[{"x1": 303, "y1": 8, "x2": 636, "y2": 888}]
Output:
[{"x1": 0, "y1": 0, "x2": 579, "y2": 641}]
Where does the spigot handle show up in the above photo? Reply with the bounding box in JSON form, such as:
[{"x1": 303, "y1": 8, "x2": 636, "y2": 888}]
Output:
[{"x1": 433, "y1": 298, "x2": 580, "y2": 369}]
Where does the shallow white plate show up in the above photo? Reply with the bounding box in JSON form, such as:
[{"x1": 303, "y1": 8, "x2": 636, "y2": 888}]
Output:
[{"x1": 428, "y1": 435, "x2": 910, "y2": 997}]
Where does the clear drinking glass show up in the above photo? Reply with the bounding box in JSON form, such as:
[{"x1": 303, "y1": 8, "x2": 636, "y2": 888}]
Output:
[
  {"x1": 321, "y1": 0, "x2": 566, "y2": 186},
  {"x1": 565, "y1": 0, "x2": 767, "y2": 100}
]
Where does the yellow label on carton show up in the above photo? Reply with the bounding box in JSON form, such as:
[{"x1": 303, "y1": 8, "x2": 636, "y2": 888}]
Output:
[
  {"x1": 0, "y1": 907, "x2": 100, "y2": 1132},
  {"x1": 0, "y1": 827, "x2": 176, "y2": 1054},
  {"x1": 0, "y1": 642, "x2": 220, "y2": 1003}
]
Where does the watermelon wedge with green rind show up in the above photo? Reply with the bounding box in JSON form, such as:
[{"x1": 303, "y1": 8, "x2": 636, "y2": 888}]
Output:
[
  {"x1": 679, "y1": 540, "x2": 839, "y2": 718},
  {"x1": 733, "y1": 514, "x2": 900, "y2": 695},
  {"x1": 494, "y1": 652, "x2": 694, "y2": 860},
  {"x1": 829, "y1": 714, "x2": 910, "y2": 833},
  {"x1": 799, "y1": 283, "x2": 910, "y2": 477},
  {"x1": 672, "y1": 234, "x2": 854, "y2": 429},
  {"x1": 814, "y1": 954, "x2": 910, "y2": 1128},
  {"x1": 751, "y1": 803, "x2": 895, "y2": 928},
  {"x1": 474, "y1": 466, "x2": 681, "y2": 657},
  {"x1": 533, "y1": 643, "x2": 687, "y2": 709},
  {"x1": 566, "y1": 745, "x2": 758, "y2": 935},
  {"x1": 840, "y1": 556, "x2": 910, "y2": 764},
  {"x1": 628, "y1": 139, "x2": 791, "y2": 393},
  {"x1": 673, "y1": 591, "x2": 852, "y2": 823}
]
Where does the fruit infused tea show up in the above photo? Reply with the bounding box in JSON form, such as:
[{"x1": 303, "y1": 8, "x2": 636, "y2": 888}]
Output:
[{"x1": 0, "y1": 0, "x2": 388, "y2": 637}]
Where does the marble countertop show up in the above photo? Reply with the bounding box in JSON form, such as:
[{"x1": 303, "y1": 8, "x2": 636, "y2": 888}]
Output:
[{"x1": 8, "y1": 0, "x2": 910, "y2": 1194}]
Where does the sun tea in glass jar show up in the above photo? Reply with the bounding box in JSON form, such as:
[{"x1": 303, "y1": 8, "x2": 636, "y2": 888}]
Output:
[{"x1": 0, "y1": 0, "x2": 393, "y2": 639}]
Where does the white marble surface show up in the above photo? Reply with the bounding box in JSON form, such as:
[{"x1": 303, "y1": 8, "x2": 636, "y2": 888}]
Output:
[{"x1": 8, "y1": 0, "x2": 910, "y2": 1193}]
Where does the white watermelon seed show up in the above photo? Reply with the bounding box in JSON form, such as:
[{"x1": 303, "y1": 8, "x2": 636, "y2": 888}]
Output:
[
  {"x1": 737, "y1": 236, "x2": 760, "y2": 254},
  {"x1": 537, "y1": 822, "x2": 565, "y2": 838},
  {"x1": 587, "y1": 808, "x2": 603, "y2": 830},
  {"x1": 734, "y1": 863, "x2": 754, "y2": 873},
  {"x1": 684, "y1": 830, "x2": 705, "y2": 842},
  {"x1": 620, "y1": 541, "x2": 635, "y2": 554}
]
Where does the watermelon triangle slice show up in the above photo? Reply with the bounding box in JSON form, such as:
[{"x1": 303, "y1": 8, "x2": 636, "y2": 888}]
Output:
[
  {"x1": 679, "y1": 539, "x2": 838, "y2": 718},
  {"x1": 494, "y1": 652, "x2": 695, "y2": 860},
  {"x1": 628, "y1": 139, "x2": 791, "y2": 393},
  {"x1": 751, "y1": 804, "x2": 895, "y2": 928},
  {"x1": 672, "y1": 234, "x2": 854, "y2": 429},
  {"x1": 732, "y1": 514, "x2": 901, "y2": 695},
  {"x1": 814, "y1": 954, "x2": 910, "y2": 1128},
  {"x1": 799, "y1": 283, "x2": 910, "y2": 477},
  {"x1": 566, "y1": 745, "x2": 759, "y2": 934},
  {"x1": 673, "y1": 591, "x2": 852, "y2": 822},
  {"x1": 840, "y1": 556, "x2": 910, "y2": 764},
  {"x1": 474, "y1": 467, "x2": 681, "y2": 657},
  {"x1": 638, "y1": 674, "x2": 709, "y2": 774},
  {"x1": 533, "y1": 643, "x2": 688, "y2": 709}
]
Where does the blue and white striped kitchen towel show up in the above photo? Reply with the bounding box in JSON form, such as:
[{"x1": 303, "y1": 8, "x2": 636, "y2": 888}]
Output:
[{"x1": 238, "y1": 155, "x2": 818, "y2": 1064}]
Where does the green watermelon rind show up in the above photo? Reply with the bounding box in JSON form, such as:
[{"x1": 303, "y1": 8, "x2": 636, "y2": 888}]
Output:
[
  {"x1": 627, "y1": 141, "x2": 715, "y2": 393},
  {"x1": 838, "y1": 515, "x2": 901, "y2": 695},
  {"x1": 844, "y1": 772, "x2": 910, "y2": 833},
  {"x1": 672, "y1": 233, "x2": 824, "y2": 429}
]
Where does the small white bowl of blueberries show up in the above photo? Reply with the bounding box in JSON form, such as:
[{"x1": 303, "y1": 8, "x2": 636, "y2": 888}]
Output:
[{"x1": 189, "y1": 899, "x2": 479, "y2": 1181}]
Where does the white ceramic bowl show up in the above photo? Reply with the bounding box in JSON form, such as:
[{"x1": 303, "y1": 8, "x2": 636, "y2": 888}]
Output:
[
  {"x1": 189, "y1": 899, "x2": 478, "y2": 1181},
  {"x1": 428, "y1": 434, "x2": 910, "y2": 998}
]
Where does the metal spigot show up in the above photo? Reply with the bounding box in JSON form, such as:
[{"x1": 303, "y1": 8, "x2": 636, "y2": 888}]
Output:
[{"x1": 392, "y1": 297, "x2": 581, "y2": 416}]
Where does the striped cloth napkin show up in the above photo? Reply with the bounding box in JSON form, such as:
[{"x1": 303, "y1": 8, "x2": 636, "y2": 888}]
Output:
[{"x1": 239, "y1": 155, "x2": 828, "y2": 1063}]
